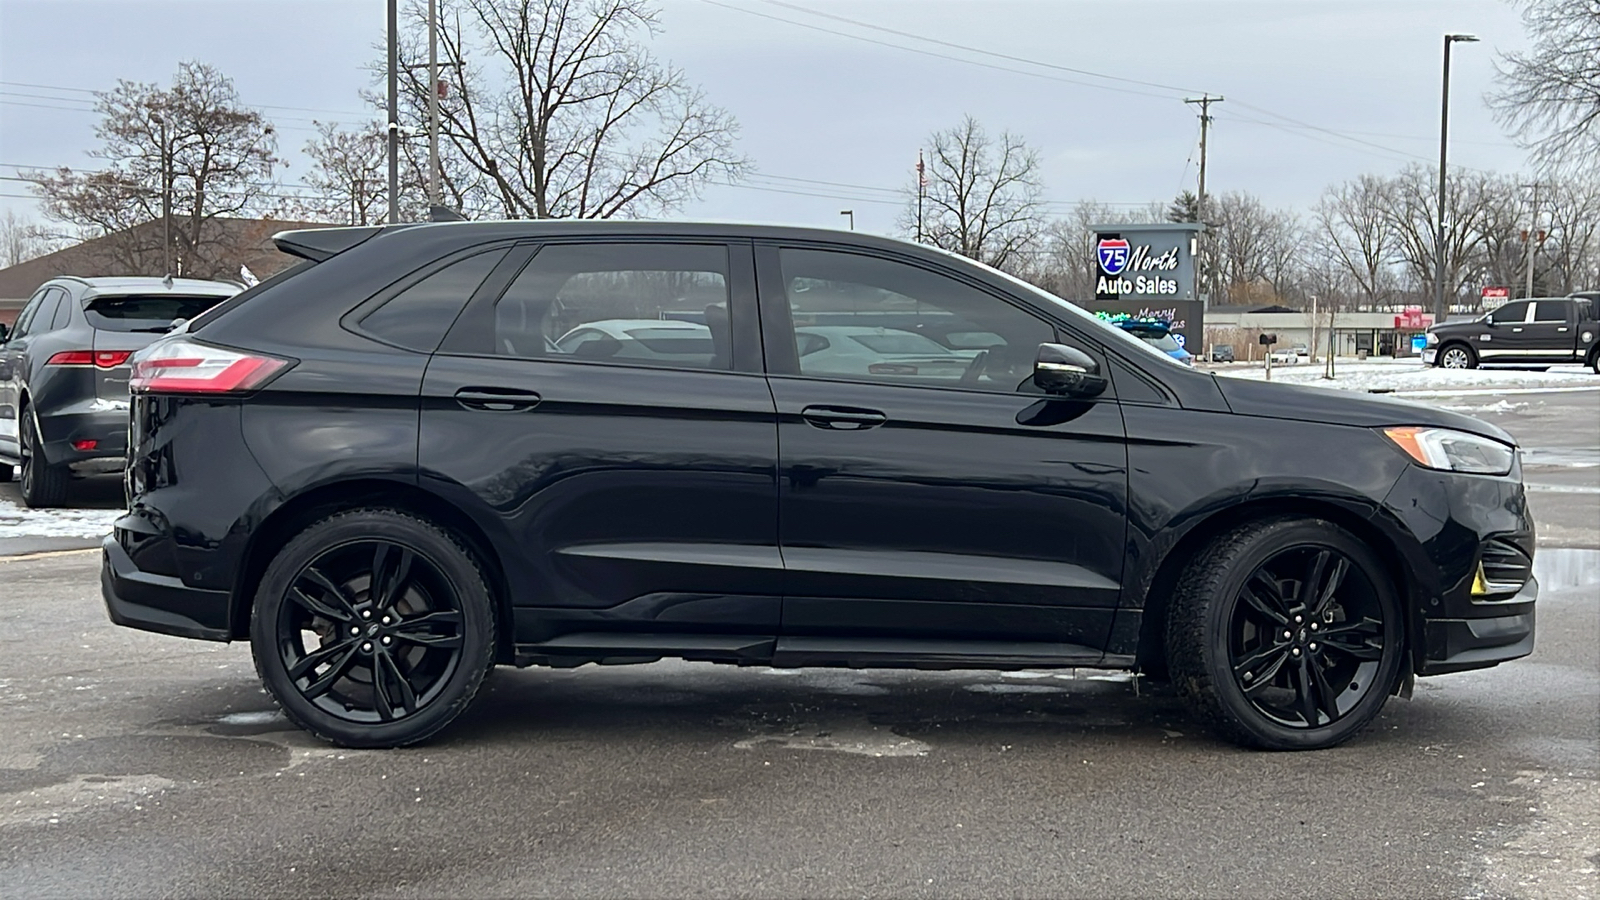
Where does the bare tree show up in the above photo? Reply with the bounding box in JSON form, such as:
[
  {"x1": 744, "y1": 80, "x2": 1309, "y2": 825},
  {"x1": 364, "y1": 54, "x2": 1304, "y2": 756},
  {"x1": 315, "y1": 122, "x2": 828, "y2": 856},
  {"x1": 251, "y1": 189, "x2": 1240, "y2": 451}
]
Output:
[
  {"x1": 385, "y1": 0, "x2": 746, "y2": 220},
  {"x1": 0, "y1": 210, "x2": 65, "y2": 268},
  {"x1": 25, "y1": 61, "x2": 282, "y2": 277},
  {"x1": 1538, "y1": 173, "x2": 1600, "y2": 292},
  {"x1": 1208, "y1": 191, "x2": 1302, "y2": 304},
  {"x1": 1490, "y1": 0, "x2": 1600, "y2": 172},
  {"x1": 1381, "y1": 164, "x2": 1500, "y2": 312},
  {"x1": 1313, "y1": 175, "x2": 1398, "y2": 310},
  {"x1": 302, "y1": 122, "x2": 391, "y2": 225},
  {"x1": 904, "y1": 116, "x2": 1046, "y2": 271}
]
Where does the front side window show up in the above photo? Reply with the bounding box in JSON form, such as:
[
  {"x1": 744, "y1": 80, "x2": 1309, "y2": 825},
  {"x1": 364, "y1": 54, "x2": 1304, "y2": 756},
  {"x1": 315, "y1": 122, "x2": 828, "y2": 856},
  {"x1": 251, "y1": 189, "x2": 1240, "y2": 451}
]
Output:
[
  {"x1": 9, "y1": 288, "x2": 51, "y2": 339},
  {"x1": 492, "y1": 243, "x2": 731, "y2": 371},
  {"x1": 777, "y1": 248, "x2": 1054, "y2": 391},
  {"x1": 1491, "y1": 301, "x2": 1530, "y2": 324}
]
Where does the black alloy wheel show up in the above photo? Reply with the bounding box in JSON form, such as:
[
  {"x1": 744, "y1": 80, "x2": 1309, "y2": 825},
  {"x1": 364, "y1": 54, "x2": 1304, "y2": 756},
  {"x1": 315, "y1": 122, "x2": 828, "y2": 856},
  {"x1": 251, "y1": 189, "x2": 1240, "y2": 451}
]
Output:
[
  {"x1": 251, "y1": 509, "x2": 495, "y2": 748},
  {"x1": 1168, "y1": 517, "x2": 1405, "y2": 750},
  {"x1": 1439, "y1": 345, "x2": 1476, "y2": 369},
  {"x1": 19, "y1": 410, "x2": 69, "y2": 508}
]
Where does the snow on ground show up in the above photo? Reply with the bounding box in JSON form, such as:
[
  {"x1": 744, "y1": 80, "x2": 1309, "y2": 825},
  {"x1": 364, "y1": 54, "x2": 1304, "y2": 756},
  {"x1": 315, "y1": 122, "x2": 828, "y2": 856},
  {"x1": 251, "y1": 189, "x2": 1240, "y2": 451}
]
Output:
[
  {"x1": 0, "y1": 495, "x2": 121, "y2": 540},
  {"x1": 1212, "y1": 357, "x2": 1599, "y2": 397}
]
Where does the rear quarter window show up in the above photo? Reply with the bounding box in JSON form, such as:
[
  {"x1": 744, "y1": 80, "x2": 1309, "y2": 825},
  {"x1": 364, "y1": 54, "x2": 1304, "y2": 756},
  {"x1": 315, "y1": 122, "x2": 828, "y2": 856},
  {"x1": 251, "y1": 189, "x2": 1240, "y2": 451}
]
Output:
[{"x1": 86, "y1": 294, "x2": 232, "y2": 332}]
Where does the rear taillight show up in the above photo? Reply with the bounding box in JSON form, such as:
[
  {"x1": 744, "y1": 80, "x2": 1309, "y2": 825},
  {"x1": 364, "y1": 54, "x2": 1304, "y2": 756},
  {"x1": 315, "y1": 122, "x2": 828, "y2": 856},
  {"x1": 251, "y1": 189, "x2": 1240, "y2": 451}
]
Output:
[
  {"x1": 46, "y1": 350, "x2": 134, "y2": 369},
  {"x1": 128, "y1": 337, "x2": 291, "y2": 394}
]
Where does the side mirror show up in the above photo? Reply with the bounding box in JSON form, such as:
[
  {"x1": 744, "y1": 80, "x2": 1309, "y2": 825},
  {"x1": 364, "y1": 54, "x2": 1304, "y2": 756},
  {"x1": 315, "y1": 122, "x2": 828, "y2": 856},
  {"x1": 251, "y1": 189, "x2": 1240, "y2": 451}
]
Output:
[
  {"x1": 1033, "y1": 343, "x2": 1107, "y2": 398},
  {"x1": 1484, "y1": 314, "x2": 1496, "y2": 326}
]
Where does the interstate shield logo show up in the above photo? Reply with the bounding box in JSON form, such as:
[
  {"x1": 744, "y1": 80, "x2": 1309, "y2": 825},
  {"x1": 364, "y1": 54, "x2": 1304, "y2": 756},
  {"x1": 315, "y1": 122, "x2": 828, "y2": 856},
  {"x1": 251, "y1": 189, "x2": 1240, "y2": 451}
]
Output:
[{"x1": 1097, "y1": 238, "x2": 1130, "y2": 275}]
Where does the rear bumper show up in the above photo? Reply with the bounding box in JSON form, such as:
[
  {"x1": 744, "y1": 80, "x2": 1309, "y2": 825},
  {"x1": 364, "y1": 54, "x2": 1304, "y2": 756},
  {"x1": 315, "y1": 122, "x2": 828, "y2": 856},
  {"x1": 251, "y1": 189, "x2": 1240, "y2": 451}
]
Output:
[
  {"x1": 38, "y1": 402, "x2": 128, "y2": 466},
  {"x1": 101, "y1": 534, "x2": 230, "y2": 642}
]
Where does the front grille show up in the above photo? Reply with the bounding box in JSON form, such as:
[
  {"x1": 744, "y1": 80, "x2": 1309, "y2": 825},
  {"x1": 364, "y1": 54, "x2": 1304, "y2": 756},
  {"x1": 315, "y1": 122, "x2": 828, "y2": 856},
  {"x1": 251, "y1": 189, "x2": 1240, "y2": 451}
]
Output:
[{"x1": 1478, "y1": 537, "x2": 1533, "y2": 597}]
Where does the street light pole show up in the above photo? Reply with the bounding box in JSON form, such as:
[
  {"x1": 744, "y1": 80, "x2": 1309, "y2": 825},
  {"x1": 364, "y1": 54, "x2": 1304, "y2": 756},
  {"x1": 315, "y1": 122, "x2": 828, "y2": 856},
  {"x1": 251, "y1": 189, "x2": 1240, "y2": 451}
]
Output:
[
  {"x1": 840, "y1": 210, "x2": 854, "y2": 230},
  {"x1": 1434, "y1": 33, "x2": 1479, "y2": 324},
  {"x1": 428, "y1": 0, "x2": 440, "y2": 209},
  {"x1": 387, "y1": 0, "x2": 400, "y2": 224},
  {"x1": 151, "y1": 109, "x2": 171, "y2": 278}
]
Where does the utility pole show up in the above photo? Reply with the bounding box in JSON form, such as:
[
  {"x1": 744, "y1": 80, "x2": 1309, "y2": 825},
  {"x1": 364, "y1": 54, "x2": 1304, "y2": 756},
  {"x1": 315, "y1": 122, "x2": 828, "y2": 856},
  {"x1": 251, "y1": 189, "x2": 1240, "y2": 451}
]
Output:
[
  {"x1": 1521, "y1": 181, "x2": 1542, "y2": 299},
  {"x1": 387, "y1": 0, "x2": 400, "y2": 224},
  {"x1": 1324, "y1": 300, "x2": 1337, "y2": 380},
  {"x1": 428, "y1": 0, "x2": 440, "y2": 208},
  {"x1": 154, "y1": 111, "x2": 172, "y2": 278},
  {"x1": 1184, "y1": 94, "x2": 1221, "y2": 303},
  {"x1": 915, "y1": 150, "x2": 926, "y2": 242}
]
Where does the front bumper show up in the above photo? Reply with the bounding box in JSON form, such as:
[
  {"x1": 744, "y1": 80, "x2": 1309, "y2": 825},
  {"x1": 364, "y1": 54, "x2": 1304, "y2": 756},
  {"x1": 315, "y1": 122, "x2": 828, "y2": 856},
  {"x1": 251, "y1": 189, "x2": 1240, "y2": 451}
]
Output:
[
  {"x1": 101, "y1": 534, "x2": 230, "y2": 642},
  {"x1": 1416, "y1": 576, "x2": 1537, "y2": 675},
  {"x1": 1421, "y1": 348, "x2": 1437, "y2": 365}
]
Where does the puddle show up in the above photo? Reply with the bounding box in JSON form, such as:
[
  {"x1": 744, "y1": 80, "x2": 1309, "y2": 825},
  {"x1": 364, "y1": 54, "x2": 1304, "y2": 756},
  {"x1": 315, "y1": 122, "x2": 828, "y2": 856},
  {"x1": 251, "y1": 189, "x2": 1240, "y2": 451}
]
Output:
[
  {"x1": 217, "y1": 711, "x2": 282, "y2": 726},
  {"x1": 734, "y1": 728, "x2": 930, "y2": 757},
  {"x1": 965, "y1": 683, "x2": 1067, "y2": 695},
  {"x1": 1534, "y1": 548, "x2": 1600, "y2": 593}
]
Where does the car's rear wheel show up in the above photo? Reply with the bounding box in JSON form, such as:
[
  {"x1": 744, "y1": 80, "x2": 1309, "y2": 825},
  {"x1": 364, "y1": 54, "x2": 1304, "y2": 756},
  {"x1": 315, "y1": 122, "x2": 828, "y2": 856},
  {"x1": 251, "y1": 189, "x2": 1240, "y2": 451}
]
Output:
[
  {"x1": 1167, "y1": 517, "x2": 1405, "y2": 750},
  {"x1": 19, "y1": 410, "x2": 69, "y2": 508},
  {"x1": 250, "y1": 509, "x2": 496, "y2": 748},
  {"x1": 1438, "y1": 344, "x2": 1476, "y2": 369}
]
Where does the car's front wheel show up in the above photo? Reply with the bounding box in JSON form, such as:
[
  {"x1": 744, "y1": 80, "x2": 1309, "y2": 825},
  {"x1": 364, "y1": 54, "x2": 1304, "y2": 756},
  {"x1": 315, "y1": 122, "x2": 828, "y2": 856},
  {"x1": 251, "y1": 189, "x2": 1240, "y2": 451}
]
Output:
[
  {"x1": 251, "y1": 508, "x2": 497, "y2": 748},
  {"x1": 1438, "y1": 344, "x2": 1476, "y2": 369},
  {"x1": 19, "y1": 410, "x2": 69, "y2": 508},
  {"x1": 1167, "y1": 517, "x2": 1405, "y2": 750}
]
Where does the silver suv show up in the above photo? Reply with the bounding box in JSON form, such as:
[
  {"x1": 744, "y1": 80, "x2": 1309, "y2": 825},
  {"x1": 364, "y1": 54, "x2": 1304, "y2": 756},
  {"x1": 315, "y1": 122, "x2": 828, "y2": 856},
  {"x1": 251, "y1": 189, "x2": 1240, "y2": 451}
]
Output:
[{"x1": 0, "y1": 276, "x2": 239, "y2": 507}]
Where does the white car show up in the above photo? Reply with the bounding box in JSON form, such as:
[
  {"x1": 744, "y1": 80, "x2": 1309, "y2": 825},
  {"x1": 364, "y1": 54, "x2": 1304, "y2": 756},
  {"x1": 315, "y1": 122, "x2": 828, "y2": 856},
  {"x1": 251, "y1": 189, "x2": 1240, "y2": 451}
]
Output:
[
  {"x1": 1268, "y1": 347, "x2": 1302, "y2": 364},
  {"x1": 553, "y1": 319, "x2": 716, "y2": 364},
  {"x1": 794, "y1": 325, "x2": 979, "y2": 379}
]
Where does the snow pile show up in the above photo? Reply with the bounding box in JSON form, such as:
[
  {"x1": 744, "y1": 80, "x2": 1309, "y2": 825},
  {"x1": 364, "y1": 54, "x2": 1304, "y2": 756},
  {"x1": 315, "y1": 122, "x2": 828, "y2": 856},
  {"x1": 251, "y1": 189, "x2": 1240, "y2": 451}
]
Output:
[
  {"x1": 0, "y1": 495, "x2": 122, "y2": 540},
  {"x1": 1215, "y1": 359, "x2": 1598, "y2": 395}
]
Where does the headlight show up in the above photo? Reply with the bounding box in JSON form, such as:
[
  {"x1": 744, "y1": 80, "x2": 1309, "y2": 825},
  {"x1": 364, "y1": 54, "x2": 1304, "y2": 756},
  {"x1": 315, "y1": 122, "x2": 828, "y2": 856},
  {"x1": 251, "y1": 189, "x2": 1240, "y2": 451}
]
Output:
[
  {"x1": 1381, "y1": 427, "x2": 1515, "y2": 475},
  {"x1": 1424, "y1": 332, "x2": 1439, "y2": 347}
]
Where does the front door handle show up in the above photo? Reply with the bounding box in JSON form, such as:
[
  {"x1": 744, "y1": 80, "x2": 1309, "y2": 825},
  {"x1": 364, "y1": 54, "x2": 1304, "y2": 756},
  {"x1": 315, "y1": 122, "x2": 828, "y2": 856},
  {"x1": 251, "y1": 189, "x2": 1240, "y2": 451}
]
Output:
[
  {"x1": 800, "y1": 405, "x2": 887, "y2": 430},
  {"x1": 1511, "y1": 327, "x2": 1524, "y2": 332},
  {"x1": 454, "y1": 386, "x2": 541, "y2": 412}
]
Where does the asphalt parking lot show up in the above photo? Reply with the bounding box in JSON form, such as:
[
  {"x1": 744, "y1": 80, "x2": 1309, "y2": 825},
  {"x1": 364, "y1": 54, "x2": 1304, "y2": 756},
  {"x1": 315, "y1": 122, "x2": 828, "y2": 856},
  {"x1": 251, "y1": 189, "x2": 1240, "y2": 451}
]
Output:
[{"x1": 0, "y1": 389, "x2": 1595, "y2": 898}]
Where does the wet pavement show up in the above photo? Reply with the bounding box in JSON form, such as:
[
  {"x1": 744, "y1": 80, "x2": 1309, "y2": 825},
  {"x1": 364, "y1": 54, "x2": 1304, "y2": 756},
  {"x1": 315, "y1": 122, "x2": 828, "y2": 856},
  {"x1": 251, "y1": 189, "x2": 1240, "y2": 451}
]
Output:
[{"x1": 0, "y1": 388, "x2": 1594, "y2": 898}]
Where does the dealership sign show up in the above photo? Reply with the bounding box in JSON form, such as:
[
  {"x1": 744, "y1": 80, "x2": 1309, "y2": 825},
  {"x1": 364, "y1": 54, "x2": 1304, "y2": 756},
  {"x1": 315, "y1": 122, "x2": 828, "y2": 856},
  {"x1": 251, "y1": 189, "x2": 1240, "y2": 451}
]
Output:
[{"x1": 1092, "y1": 223, "x2": 1203, "y2": 303}]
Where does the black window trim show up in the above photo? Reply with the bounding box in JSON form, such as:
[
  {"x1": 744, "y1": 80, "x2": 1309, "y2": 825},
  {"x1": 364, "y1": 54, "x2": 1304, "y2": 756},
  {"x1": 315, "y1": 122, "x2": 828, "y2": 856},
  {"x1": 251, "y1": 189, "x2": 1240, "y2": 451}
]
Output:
[
  {"x1": 435, "y1": 237, "x2": 763, "y2": 376},
  {"x1": 753, "y1": 240, "x2": 1132, "y2": 402}
]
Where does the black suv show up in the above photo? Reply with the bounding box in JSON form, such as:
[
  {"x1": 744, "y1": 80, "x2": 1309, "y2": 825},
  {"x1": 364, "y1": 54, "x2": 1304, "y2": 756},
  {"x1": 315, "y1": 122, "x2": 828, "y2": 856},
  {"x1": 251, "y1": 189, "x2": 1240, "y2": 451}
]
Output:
[
  {"x1": 1424, "y1": 294, "x2": 1600, "y2": 372},
  {"x1": 0, "y1": 276, "x2": 239, "y2": 506},
  {"x1": 102, "y1": 223, "x2": 1537, "y2": 751}
]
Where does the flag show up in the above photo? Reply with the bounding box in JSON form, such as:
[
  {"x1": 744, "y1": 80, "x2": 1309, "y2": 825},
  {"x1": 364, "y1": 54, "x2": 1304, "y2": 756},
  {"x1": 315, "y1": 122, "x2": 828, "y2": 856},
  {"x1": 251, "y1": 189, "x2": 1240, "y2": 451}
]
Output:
[{"x1": 239, "y1": 265, "x2": 259, "y2": 287}]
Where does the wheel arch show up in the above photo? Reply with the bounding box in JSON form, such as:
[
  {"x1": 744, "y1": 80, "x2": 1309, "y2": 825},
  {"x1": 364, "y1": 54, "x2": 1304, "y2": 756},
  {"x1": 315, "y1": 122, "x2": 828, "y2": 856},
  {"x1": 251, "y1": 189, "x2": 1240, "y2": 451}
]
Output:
[
  {"x1": 1436, "y1": 339, "x2": 1476, "y2": 366},
  {"x1": 230, "y1": 478, "x2": 515, "y2": 664},
  {"x1": 1133, "y1": 496, "x2": 1416, "y2": 678}
]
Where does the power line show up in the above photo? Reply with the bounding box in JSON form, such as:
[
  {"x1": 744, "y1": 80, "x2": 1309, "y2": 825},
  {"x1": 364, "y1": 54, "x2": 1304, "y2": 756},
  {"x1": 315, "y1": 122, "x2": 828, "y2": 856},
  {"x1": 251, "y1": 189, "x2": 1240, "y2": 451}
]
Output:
[
  {"x1": 0, "y1": 80, "x2": 370, "y2": 119},
  {"x1": 695, "y1": 0, "x2": 1178, "y2": 101}
]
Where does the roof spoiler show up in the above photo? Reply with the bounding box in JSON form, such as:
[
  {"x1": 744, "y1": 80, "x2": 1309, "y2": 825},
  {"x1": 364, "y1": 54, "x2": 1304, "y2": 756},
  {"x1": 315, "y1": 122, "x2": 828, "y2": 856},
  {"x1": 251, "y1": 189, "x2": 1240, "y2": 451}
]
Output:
[{"x1": 272, "y1": 226, "x2": 390, "y2": 262}]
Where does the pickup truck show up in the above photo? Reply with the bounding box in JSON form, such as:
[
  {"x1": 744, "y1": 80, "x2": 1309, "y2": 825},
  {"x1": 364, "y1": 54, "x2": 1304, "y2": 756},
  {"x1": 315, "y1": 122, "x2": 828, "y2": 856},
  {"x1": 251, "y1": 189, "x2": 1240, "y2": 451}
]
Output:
[{"x1": 1423, "y1": 294, "x2": 1600, "y2": 373}]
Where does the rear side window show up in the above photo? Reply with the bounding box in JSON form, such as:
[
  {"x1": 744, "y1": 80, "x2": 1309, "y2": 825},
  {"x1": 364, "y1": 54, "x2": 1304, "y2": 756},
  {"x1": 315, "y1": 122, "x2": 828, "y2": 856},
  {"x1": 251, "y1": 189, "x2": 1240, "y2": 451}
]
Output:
[
  {"x1": 359, "y1": 248, "x2": 509, "y2": 352},
  {"x1": 490, "y1": 243, "x2": 731, "y2": 370},
  {"x1": 1533, "y1": 301, "x2": 1570, "y2": 322},
  {"x1": 85, "y1": 294, "x2": 231, "y2": 333},
  {"x1": 48, "y1": 291, "x2": 73, "y2": 330}
]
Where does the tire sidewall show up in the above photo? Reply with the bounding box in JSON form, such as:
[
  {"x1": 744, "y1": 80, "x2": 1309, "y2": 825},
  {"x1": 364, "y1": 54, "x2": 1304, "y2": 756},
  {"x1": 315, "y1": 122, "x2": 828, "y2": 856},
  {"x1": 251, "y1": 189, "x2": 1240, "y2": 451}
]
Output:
[
  {"x1": 1198, "y1": 520, "x2": 1404, "y2": 750},
  {"x1": 250, "y1": 510, "x2": 495, "y2": 748},
  {"x1": 1440, "y1": 344, "x2": 1475, "y2": 369}
]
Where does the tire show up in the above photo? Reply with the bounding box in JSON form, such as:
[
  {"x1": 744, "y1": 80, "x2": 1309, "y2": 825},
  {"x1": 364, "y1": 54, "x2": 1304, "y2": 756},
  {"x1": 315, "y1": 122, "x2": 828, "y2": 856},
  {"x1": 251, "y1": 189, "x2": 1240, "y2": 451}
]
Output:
[
  {"x1": 0, "y1": 462, "x2": 12, "y2": 483},
  {"x1": 1437, "y1": 344, "x2": 1476, "y2": 369},
  {"x1": 1589, "y1": 351, "x2": 1599, "y2": 376},
  {"x1": 250, "y1": 508, "x2": 497, "y2": 748},
  {"x1": 1167, "y1": 517, "x2": 1405, "y2": 751},
  {"x1": 19, "y1": 409, "x2": 70, "y2": 508}
]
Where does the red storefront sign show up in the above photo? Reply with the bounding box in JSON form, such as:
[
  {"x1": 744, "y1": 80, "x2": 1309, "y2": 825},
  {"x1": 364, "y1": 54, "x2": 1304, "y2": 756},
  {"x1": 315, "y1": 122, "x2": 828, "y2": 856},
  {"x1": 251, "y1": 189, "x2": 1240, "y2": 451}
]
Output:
[
  {"x1": 1481, "y1": 285, "x2": 1510, "y2": 305},
  {"x1": 1393, "y1": 306, "x2": 1432, "y2": 329}
]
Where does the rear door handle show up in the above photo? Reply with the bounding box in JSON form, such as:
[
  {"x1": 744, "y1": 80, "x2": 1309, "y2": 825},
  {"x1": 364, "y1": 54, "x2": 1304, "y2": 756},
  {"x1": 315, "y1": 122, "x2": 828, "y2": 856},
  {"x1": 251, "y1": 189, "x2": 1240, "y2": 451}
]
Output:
[
  {"x1": 1511, "y1": 327, "x2": 1524, "y2": 332},
  {"x1": 800, "y1": 405, "x2": 887, "y2": 430},
  {"x1": 454, "y1": 387, "x2": 541, "y2": 412}
]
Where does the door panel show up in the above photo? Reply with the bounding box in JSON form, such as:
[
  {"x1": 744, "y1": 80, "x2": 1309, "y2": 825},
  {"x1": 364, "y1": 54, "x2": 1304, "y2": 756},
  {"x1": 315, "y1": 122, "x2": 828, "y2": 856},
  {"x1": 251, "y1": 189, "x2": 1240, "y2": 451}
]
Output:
[
  {"x1": 757, "y1": 244, "x2": 1128, "y2": 649},
  {"x1": 420, "y1": 240, "x2": 780, "y2": 643}
]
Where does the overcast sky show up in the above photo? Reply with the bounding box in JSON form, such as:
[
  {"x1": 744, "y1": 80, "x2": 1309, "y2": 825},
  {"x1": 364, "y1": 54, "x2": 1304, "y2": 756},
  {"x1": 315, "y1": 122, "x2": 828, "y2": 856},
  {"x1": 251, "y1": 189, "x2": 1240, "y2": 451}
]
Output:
[{"x1": 0, "y1": 0, "x2": 1534, "y2": 237}]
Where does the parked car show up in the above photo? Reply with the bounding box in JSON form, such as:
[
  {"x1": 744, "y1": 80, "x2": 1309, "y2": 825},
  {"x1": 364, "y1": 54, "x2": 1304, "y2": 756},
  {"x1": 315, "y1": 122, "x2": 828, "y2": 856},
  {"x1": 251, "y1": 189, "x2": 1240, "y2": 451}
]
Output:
[
  {"x1": 103, "y1": 222, "x2": 1536, "y2": 752},
  {"x1": 1210, "y1": 345, "x2": 1235, "y2": 363},
  {"x1": 1113, "y1": 320, "x2": 1193, "y2": 366},
  {"x1": 1267, "y1": 347, "x2": 1301, "y2": 364},
  {"x1": 1291, "y1": 343, "x2": 1309, "y2": 357},
  {"x1": 794, "y1": 325, "x2": 980, "y2": 379},
  {"x1": 551, "y1": 319, "x2": 715, "y2": 364},
  {"x1": 0, "y1": 276, "x2": 240, "y2": 506},
  {"x1": 1424, "y1": 295, "x2": 1600, "y2": 373}
]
